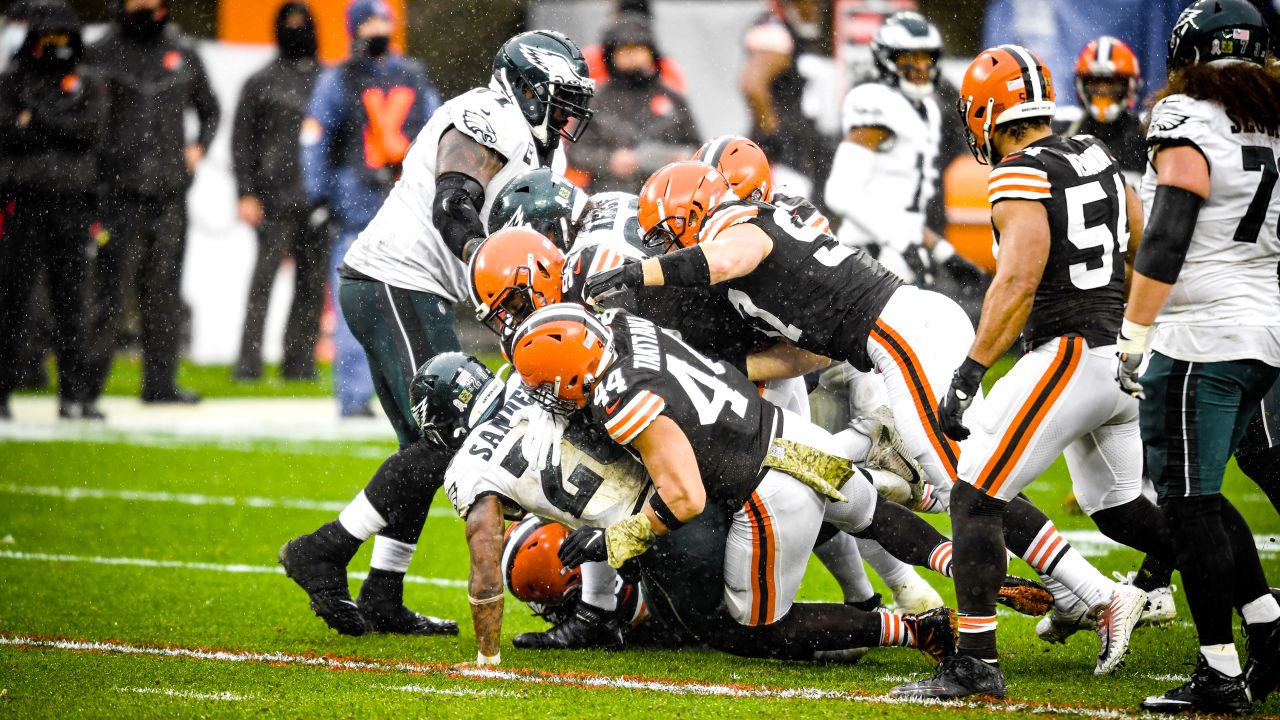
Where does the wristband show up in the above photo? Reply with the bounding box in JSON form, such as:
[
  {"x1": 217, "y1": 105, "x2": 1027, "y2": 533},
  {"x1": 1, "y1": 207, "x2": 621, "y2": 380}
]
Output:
[
  {"x1": 647, "y1": 492, "x2": 686, "y2": 531},
  {"x1": 656, "y1": 246, "x2": 711, "y2": 287},
  {"x1": 1117, "y1": 318, "x2": 1151, "y2": 356},
  {"x1": 476, "y1": 651, "x2": 501, "y2": 666},
  {"x1": 468, "y1": 592, "x2": 503, "y2": 605}
]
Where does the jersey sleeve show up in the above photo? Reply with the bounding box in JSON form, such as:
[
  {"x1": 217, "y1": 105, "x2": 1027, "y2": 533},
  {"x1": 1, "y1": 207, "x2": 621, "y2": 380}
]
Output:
[
  {"x1": 450, "y1": 88, "x2": 528, "y2": 163},
  {"x1": 1145, "y1": 94, "x2": 1213, "y2": 157},
  {"x1": 840, "y1": 83, "x2": 906, "y2": 137},
  {"x1": 987, "y1": 152, "x2": 1052, "y2": 205},
  {"x1": 772, "y1": 192, "x2": 831, "y2": 234},
  {"x1": 699, "y1": 200, "x2": 763, "y2": 243},
  {"x1": 590, "y1": 366, "x2": 667, "y2": 446}
]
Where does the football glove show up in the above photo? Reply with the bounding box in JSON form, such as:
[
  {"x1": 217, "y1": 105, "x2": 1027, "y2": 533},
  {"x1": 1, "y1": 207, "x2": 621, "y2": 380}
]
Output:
[
  {"x1": 583, "y1": 260, "x2": 643, "y2": 305},
  {"x1": 1115, "y1": 319, "x2": 1150, "y2": 400},
  {"x1": 558, "y1": 526, "x2": 607, "y2": 569},
  {"x1": 939, "y1": 358, "x2": 986, "y2": 441},
  {"x1": 511, "y1": 404, "x2": 567, "y2": 471}
]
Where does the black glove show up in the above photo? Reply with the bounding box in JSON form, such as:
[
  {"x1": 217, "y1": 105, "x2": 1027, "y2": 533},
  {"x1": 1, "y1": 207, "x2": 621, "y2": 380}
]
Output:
[
  {"x1": 938, "y1": 358, "x2": 987, "y2": 441},
  {"x1": 582, "y1": 261, "x2": 643, "y2": 305},
  {"x1": 558, "y1": 526, "x2": 608, "y2": 569}
]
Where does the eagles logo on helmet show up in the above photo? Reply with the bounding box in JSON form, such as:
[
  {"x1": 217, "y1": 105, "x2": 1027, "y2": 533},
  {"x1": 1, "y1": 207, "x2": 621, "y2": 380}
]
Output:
[
  {"x1": 492, "y1": 30, "x2": 596, "y2": 147},
  {"x1": 408, "y1": 353, "x2": 505, "y2": 449},
  {"x1": 487, "y1": 168, "x2": 591, "y2": 251}
]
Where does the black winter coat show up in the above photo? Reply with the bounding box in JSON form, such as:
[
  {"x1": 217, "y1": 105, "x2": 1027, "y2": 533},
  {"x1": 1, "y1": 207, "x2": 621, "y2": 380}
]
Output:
[
  {"x1": 232, "y1": 55, "x2": 319, "y2": 212},
  {"x1": 0, "y1": 64, "x2": 105, "y2": 198}
]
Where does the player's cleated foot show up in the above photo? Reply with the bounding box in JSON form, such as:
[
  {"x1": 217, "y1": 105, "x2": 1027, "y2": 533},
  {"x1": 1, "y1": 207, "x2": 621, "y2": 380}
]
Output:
[
  {"x1": 359, "y1": 601, "x2": 459, "y2": 636},
  {"x1": 1245, "y1": 616, "x2": 1280, "y2": 703},
  {"x1": 1141, "y1": 654, "x2": 1252, "y2": 715},
  {"x1": 513, "y1": 602, "x2": 624, "y2": 650},
  {"x1": 890, "y1": 575, "x2": 944, "y2": 614},
  {"x1": 996, "y1": 575, "x2": 1054, "y2": 616},
  {"x1": 278, "y1": 536, "x2": 367, "y2": 636},
  {"x1": 1036, "y1": 597, "x2": 1096, "y2": 644},
  {"x1": 890, "y1": 654, "x2": 1006, "y2": 699},
  {"x1": 847, "y1": 592, "x2": 886, "y2": 613},
  {"x1": 1113, "y1": 571, "x2": 1178, "y2": 626},
  {"x1": 1094, "y1": 583, "x2": 1146, "y2": 675},
  {"x1": 850, "y1": 406, "x2": 925, "y2": 492},
  {"x1": 904, "y1": 606, "x2": 956, "y2": 663}
]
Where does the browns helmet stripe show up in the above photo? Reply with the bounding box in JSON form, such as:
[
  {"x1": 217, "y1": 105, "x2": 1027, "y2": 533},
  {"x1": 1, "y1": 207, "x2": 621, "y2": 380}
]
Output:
[
  {"x1": 700, "y1": 135, "x2": 735, "y2": 168},
  {"x1": 1000, "y1": 44, "x2": 1045, "y2": 103},
  {"x1": 1096, "y1": 35, "x2": 1112, "y2": 65}
]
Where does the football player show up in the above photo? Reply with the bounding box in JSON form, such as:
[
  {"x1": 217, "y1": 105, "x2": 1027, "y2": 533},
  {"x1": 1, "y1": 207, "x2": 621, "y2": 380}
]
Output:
[
  {"x1": 589, "y1": 159, "x2": 1139, "y2": 654},
  {"x1": 1057, "y1": 36, "x2": 1145, "y2": 188},
  {"x1": 1113, "y1": 0, "x2": 1280, "y2": 711},
  {"x1": 277, "y1": 30, "x2": 593, "y2": 639},
  {"x1": 893, "y1": 43, "x2": 1174, "y2": 700}
]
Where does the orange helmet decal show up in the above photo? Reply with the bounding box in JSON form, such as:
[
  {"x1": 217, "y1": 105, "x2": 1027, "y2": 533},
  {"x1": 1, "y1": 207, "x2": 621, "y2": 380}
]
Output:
[
  {"x1": 957, "y1": 44, "x2": 1056, "y2": 164},
  {"x1": 637, "y1": 161, "x2": 733, "y2": 252},
  {"x1": 694, "y1": 135, "x2": 774, "y2": 203},
  {"x1": 1075, "y1": 36, "x2": 1141, "y2": 123},
  {"x1": 510, "y1": 304, "x2": 614, "y2": 413},
  {"x1": 468, "y1": 227, "x2": 566, "y2": 342},
  {"x1": 502, "y1": 516, "x2": 582, "y2": 605}
]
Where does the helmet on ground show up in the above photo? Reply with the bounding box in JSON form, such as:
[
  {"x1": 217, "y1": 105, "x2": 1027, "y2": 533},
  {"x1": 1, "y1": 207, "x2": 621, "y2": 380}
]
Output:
[
  {"x1": 872, "y1": 11, "x2": 943, "y2": 102},
  {"x1": 694, "y1": 135, "x2": 773, "y2": 202},
  {"x1": 957, "y1": 44, "x2": 1056, "y2": 164},
  {"x1": 1075, "y1": 36, "x2": 1141, "y2": 123},
  {"x1": 637, "y1": 161, "x2": 733, "y2": 252},
  {"x1": 492, "y1": 30, "x2": 595, "y2": 146},
  {"x1": 502, "y1": 515, "x2": 581, "y2": 605},
  {"x1": 1167, "y1": 0, "x2": 1269, "y2": 73},
  {"x1": 468, "y1": 227, "x2": 566, "y2": 346},
  {"x1": 408, "y1": 352, "x2": 505, "y2": 449},
  {"x1": 509, "y1": 304, "x2": 614, "y2": 414},
  {"x1": 487, "y1": 169, "x2": 590, "y2": 251}
]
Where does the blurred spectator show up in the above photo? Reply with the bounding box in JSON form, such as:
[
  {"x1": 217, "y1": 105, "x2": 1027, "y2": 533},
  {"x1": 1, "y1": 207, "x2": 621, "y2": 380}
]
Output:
[
  {"x1": 231, "y1": 2, "x2": 325, "y2": 382},
  {"x1": 300, "y1": 0, "x2": 440, "y2": 417},
  {"x1": 84, "y1": 0, "x2": 219, "y2": 404},
  {"x1": 581, "y1": 0, "x2": 687, "y2": 93},
  {"x1": 1054, "y1": 36, "x2": 1145, "y2": 188},
  {"x1": 572, "y1": 13, "x2": 699, "y2": 193},
  {"x1": 740, "y1": 0, "x2": 829, "y2": 193},
  {"x1": 0, "y1": 0, "x2": 105, "y2": 420},
  {"x1": 1, "y1": 0, "x2": 35, "y2": 72}
]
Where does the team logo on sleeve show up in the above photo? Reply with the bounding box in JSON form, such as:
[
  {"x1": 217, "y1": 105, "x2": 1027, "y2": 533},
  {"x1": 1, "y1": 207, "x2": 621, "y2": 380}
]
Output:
[
  {"x1": 462, "y1": 108, "x2": 498, "y2": 145},
  {"x1": 1149, "y1": 109, "x2": 1192, "y2": 134},
  {"x1": 520, "y1": 44, "x2": 594, "y2": 89}
]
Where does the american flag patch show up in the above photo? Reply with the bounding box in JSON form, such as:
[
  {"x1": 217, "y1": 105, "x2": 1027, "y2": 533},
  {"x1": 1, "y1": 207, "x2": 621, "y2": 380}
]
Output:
[{"x1": 1233, "y1": 29, "x2": 1250, "y2": 41}]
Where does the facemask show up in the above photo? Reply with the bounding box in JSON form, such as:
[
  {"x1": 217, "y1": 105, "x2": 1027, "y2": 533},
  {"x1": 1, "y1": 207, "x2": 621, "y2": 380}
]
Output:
[
  {"x1": 278, "y1": 25, "x2": 316, "y2": 59},
  {"x1": 123, "y1": 8, "x2": 167, "y2": 39},
  {"x1": 361, "y1": 34, "x2": 390, "y2": 58}
]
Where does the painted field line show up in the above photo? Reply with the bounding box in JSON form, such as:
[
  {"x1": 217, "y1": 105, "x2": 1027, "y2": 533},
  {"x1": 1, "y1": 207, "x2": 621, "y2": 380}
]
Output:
[
  {"x1": 0, "y1": 550, "x2": 466, "y2": 589},
  {"x1": 377, "y1": 683, "x2": 517, "y2": 698},
  {"x1": 1, "y1": 634, "x2": 1148, "y2": 718},
  {"x1": 115, "y1": 686, "x2": 246, "y2": 702},
  {"x1": 0, "y1": 482, "x2": 457, "y2": 519}
]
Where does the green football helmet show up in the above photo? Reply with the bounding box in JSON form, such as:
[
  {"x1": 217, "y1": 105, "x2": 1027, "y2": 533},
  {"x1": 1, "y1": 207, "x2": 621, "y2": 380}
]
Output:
[
  {"x1": 1168, "y1": 0, "x2": 1269, "y2": 73},
  {"x1": 409, "y1": 353, "x2": 505, "y2": 449},
  {"x1": 487, "y1": 169, "x2": 590, "y2": 251},
  {"x1": 492, "y1": 30, "x2": 595, "y2": 147}
]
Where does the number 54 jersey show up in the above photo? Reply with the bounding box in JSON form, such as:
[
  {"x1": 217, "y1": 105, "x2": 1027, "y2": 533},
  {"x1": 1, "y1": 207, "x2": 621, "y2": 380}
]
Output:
[
  {"x1": 988, "y1": 134, "x2": 1130, "y2": 351},
  {"x1": 1141, "y1": 94, "x2": 1280, "y2": 365}
]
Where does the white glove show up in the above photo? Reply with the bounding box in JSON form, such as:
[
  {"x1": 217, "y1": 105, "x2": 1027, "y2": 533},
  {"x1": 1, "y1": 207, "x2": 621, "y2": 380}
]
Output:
[
  {"x1": 1114, "y1": 319, "x2": 1151, "y2": 400},
  {"x1": 511, "y1": 404, "x2": 567, "y2": 471}
]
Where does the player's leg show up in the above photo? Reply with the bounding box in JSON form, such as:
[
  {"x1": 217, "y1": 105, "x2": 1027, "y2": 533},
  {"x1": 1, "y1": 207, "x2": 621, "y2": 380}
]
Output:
[
  {"x1": 1233, "y1": 376, "x2": 1280, "y2": 514},
  {"x1": 812, "y1": 523, "x2": 879, "y2": 608}
]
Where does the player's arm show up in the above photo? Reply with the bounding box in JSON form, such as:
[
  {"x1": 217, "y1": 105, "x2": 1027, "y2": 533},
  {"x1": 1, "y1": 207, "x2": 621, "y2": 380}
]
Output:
[
  {"x1": 632, "y1": 415, "x2": 707, "y2": 530},
  {"x1": 740, "y1": 48, "x2": 791, "y2": 135},
  {"x1": 464, "y1": 494, "x2": 505, "y2": 664},
  {"x1": 746, "y1": 341, "x2": 832, "y2": 382},
  {"x1": 937, "y1": 199, "x2": 1050, "y2": 440},
  {"x1": 434, "y1": 127, "x2": 506, "y2": 261},
  {"x1": 1122, "y1": 181, "x2": 1145, "y2": 292},
  {"x1": 824, "y1": 126, "x2": 890, "y2": 237}
]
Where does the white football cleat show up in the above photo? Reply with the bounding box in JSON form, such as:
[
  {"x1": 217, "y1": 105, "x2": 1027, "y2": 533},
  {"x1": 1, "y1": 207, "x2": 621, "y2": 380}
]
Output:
[
  {"x1": 890, "y1": 573, "x2": 945, "y2": 615},
  {"x1": 1035, "y1": 597, "x2": 1096, "y2": 644},
  {"x1": 1094, "y1": 583, "x2": 1147, "y2": 675},
  {"x1": 1112, "y1": 571, "x2": 1178, "y2": 626}
]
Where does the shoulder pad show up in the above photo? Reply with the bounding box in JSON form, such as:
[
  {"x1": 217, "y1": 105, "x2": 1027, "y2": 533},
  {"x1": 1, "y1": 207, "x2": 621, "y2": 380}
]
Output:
[
  {"x1": 841, "y1": 82, "x2": 907, "y2": 135},
  {"x1": 987, "y1": 151, "x2": 1050, "y2": 204},
  {"x1": 450, "y1": 88, "x2": 528, "y2": 160}
]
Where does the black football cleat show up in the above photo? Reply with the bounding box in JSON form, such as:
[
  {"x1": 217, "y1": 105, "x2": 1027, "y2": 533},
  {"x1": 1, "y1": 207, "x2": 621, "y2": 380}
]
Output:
[
  {"x1": 904, "y1": 606, "x2": 956, "y2": 663},
  {"x1": 890, "y1": 654, "x2": 1007, "y2": 700},
  {"x1": 1142, "y1": 654, "x2": 1251, "y2": 715},
  {"x1": 996, "y1": 575, "x2": 1055, "y2": 617},
  {"x1": 514, "y1": 602, "x2": 625, "y2": 650},
  {"x1": 1245, "y1": 616, "x2": 1280, "y2": 703},
  {"x1": 359, "y1": 601, "x2": 459, "y2": 636},
  {"x1": 278, "y1": 536, "x2": 367, "y2": 636},
  {"x1": 847, "y1": 592, "x2": 886, "y2": 613}
]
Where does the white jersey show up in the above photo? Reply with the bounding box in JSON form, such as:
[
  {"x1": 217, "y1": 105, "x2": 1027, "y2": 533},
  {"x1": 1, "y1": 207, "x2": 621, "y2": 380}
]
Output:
[
  {"x1": 570, "y1": 192, "x2": 646, "y2": 256},
  {"x1": 443, "y1": 378, "x2": 653, "y2": 528},
  {"x1": 1142, "y1": 94, "x2": 1280, "y2": 365},
  {"x1": 831, "y1": 82, "x2": 940, "y2": 249},
  {"x1": 344, "y1": 81, "x2": 567, "y2": 301}
]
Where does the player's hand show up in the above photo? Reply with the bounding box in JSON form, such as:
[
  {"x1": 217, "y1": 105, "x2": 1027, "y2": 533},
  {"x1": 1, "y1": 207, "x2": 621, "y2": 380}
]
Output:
[
  {"x1": 558, "y1": 526, "x2": 607, "y2": 569},
  {"x1": 1114, "y1": 319, "x2": 1150, "y2": 400},
  {"x1": 583, "y1": 261, "x2": 643, "y2": 305},
  {"x1": 939, "y1": 358, "x2": 986, "y2": 441},
  {"x1": 511, "y1": 404, "x2": 567, "y2": 471}
]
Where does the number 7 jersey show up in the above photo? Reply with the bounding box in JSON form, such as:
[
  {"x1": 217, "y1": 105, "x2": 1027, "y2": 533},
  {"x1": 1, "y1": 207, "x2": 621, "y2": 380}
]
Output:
[{"x1": 988, "y1": 134, "x2": 1129, "y2": 351}]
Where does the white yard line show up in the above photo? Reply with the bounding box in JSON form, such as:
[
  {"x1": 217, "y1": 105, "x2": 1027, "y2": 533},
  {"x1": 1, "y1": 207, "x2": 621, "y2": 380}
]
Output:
[
  {"x1": 0, "y1": 550, "x2": 466, "y2": 589},
  {"x1": 115, "y1": 686, "x2": 246, "y2": 702},
  {"x1": 1, "y1": 635, "x2": 1151, "y2": 718},
  {"x1": 377, "y1": 683, "x2": 517, "y2": 698}
]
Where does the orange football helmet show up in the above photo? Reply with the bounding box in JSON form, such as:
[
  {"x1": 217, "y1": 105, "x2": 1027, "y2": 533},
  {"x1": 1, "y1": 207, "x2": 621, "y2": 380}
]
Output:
[
  {"x1": 637, "y1": 161, "x2": 733, "y2": 252},
  {"x1": 509, "y1": 304, "x2": 614, "y2": 413},
  {"x1": 693, "y1": 135, "x2": 774, "y2": 203},
  {"x1": 1075, "y1": 36, "x2": 1141, "y2": 123},
  {"x1": 502, "y1": 516, "x2": 581, "y2": 605},
  {"x1": 957, "y1": 44, "x2": 1056, "y2": 164},
  {"x1": 468, "y1": 227, "x2": 565, "y2": 341}
]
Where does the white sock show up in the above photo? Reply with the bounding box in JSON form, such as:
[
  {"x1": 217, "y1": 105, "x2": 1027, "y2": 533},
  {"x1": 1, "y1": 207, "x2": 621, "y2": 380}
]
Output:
[
  {"x1": 369, "y1": 535, "x2": 415, "y2": 573},
  {"x1": 1039, "y1": 574, "x2": 1082, "y2": 614},
  {"x1": 579, "y1": 561, "x2": 618, "y2": 611},
  {"x1": 1201, "y1": 644, "x2": 1243, "y2": 677},
  {"x1": 814, "y1": 533, "x2": 875, "y2": 603},
  {"x1": 1023, "y1": 522, "x2": 1111, "y2": 608},
  {"x1": 1242, "y1": 593, "x2": 1280, "y2": 626},
  {"x1": 860, "y1": 538, "x2": 917, "y2": 590},
  {"x1": 337, "y1": 491, "x2": 387, "y2": 541}
]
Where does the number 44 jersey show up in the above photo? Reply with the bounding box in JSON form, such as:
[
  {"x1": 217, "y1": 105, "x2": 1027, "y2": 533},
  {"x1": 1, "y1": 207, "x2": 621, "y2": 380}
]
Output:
[
  {"x1": 1141, "y1": 94, "x2": 1280, "y2": 365},
  {"x1": 988, "y1": 134, "x2": 1130, "y2": 351}
]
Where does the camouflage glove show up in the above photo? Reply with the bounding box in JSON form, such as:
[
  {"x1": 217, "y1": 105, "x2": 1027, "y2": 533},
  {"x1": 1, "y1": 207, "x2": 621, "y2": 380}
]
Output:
[
  {"x1": 762, "y1": 439, "x2": 851, "y2": 502},
  {"x1": 604, "y1": 513, "x2": 657, "y2": 569}
]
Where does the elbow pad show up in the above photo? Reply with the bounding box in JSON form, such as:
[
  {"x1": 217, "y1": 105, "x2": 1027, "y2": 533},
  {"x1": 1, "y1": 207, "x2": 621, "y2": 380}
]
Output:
[
  {"x1": 434, "y1": 171, "x2": 487, "y2": 261},
  {"x1": 1133, "y1": 185, "x2": 1205, "y2": 284}
]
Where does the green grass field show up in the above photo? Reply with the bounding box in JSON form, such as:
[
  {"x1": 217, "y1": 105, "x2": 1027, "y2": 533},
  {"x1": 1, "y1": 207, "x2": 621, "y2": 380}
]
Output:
[{"x1": 2, "y1": 364, "x2": 1280, "y2": 718}]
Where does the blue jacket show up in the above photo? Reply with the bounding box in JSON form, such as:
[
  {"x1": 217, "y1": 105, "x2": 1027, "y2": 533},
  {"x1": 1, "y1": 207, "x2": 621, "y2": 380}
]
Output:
[{"x1": 301, "y1": 54, "x2": 440, "y2": 230}]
